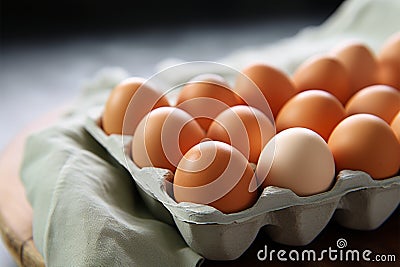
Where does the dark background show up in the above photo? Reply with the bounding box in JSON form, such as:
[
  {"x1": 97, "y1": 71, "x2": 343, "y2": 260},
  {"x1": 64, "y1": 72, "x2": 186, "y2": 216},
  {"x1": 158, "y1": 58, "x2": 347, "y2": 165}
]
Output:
[{"x1": 1, "y1": 0, "x2": 344, "y2": 42}]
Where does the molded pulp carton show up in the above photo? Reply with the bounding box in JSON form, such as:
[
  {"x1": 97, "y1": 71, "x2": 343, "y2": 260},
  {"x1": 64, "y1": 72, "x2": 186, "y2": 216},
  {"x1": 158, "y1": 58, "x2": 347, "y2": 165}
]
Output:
[{"x1": 85, "y1": 108, "x2": 400, "y2": 260}]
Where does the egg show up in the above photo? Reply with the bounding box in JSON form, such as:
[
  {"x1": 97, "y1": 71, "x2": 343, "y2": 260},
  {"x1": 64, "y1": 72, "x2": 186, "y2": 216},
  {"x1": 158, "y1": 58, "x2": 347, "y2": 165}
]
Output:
[
  {"x1": 256, "y1": 127, "x2": 335, "y2": 196},
  {"x1": 207, "y1": 105, "x2": 275, "y2": 163},
  {"x1": 102, "y1": 77, "x2": 169, "y2": 135},
  {"x1": 131, "y1": 107, "x2": 205, "y2": 172},
  {"x1": 379, "y1": 65, "x2": 400, "y2": 91},
  {"x1": 345, "y1": 85, "x2": 400, "y2": 124},
  {"x1": 234, "y1": 63, "x2": 295, "y2": 118},
  {"x1": 173, "y1": 141, "x2": 258, "y2": 214},
  {"x1": 276, "y1": 90, "x2": 346, "y2": 141},
  {"x1": 378, "y1": 32, "x2": 400, "y2": 90},
  {"x1": 176, "y1": 74, "x2": 240, "y2": 131},
  {"x1": 328, "y1": 114, "x2": 400, "y2": 179},
  {"x1": 390, "y1": 111, "x2": 400, "y2": 143},
  {"x1": 332, "y1": 42, "x2": 379, "y2": 95},
  {"x1": 292, "y1": 55, "x2": 351, "y2": 104}
]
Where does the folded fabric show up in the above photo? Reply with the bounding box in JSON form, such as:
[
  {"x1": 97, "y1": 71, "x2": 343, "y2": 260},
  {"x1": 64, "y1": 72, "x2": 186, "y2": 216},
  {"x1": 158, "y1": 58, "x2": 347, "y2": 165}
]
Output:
[
  {"x1": 21, "y1": 69, "x2": 203, "y2": 267},
  {"x1": 21, "y1": 0, "x2": 400, "y2": 266}
]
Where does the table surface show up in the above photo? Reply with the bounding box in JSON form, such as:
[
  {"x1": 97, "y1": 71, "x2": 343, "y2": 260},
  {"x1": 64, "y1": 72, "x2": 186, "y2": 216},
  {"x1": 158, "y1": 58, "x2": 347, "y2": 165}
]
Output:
[
  {"x1": 1, "y1": 14, "x2": 399, "y2": 266},
  {"x1": 0, "y1": 242, "x2": 13, "y2": 267},
  {"x1": 0, "y1": 16, "x2": 324, "y2": 151}
]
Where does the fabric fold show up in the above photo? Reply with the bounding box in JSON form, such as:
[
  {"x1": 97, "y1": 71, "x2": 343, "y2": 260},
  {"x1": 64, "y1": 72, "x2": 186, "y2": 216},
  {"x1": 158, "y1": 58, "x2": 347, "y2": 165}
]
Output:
[{"x1": 21, "y1": 73, "x2": 204, "y2": 266}]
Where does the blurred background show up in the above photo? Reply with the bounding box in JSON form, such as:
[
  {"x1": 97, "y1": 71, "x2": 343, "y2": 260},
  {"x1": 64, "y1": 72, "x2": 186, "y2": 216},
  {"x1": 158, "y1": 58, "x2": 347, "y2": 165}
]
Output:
[{"x1": 1, "y1": 0, "x2": 344, "y2": 265}]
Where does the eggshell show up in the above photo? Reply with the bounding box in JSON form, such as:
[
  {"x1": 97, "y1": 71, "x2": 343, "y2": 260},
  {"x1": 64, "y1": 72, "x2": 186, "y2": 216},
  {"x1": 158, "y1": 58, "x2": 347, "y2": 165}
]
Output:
[
  {"x1": 293, "y1": 55, "x2": 352, "y2": 104},
  {"x1": 378, "y1": 32, "x2": 400, "y2": 90},
  {"x1": 131, "y1": 107, "x2": 205, "y2": 172},
  {"x1": 332, "y1": 42, "x2": 379, "y2": 95},
  {"x1": 379, "y1": 64, "x2": 400, "y2": 91},
  {"x1": 173, "y1": 141, "x2": 258, "y2": 214},
  {"x1": 276, "y1": 90, "x2": 346, "y2": 141},
  {"x1": 256, "y1": 127, "x2": 335, "y2": 196},
  {"x1": 390, "y1": 111, "x2": 400, "y2": 143},
  {"x1": 345, "y1": 85, "x2": 400, "y2": 124},
  {"x1": 176, "y1": 74, "x2": 240, "y2": 131},
  {"x1": 328, "y1": 114, "x2": 400, "y2": 179},
  {"x1": 234, "y1": 63, "x2": 295, "y2": 118},
  {"x1": 102, "y1": 77, "x2": 169, "y2": 135},
  {"x1": 207, "y1": 105, "x2": 275, "y2": 163}
]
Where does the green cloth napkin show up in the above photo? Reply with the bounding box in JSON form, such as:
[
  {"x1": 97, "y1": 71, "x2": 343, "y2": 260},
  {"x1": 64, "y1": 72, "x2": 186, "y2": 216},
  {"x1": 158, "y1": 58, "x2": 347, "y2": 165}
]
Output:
[
  {"x1": 21, "y1": 69, "x2": 204, "y2": 267},
  {"x1": 20, "y1": 0, "x2": 400, "y2": 266}
]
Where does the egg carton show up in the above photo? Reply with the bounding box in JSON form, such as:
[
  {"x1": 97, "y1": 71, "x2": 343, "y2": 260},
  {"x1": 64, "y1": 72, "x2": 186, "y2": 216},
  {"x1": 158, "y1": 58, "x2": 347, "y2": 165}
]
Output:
[{"x1": 85, "y1": 107, "x2": 400, "y2": 260}]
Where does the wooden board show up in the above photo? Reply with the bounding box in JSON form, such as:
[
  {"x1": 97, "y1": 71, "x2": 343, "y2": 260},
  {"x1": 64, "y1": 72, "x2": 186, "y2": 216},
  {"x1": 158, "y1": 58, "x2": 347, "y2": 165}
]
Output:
[{"x1": 0, "y1": 107, "x2": 67, "y2": 266}]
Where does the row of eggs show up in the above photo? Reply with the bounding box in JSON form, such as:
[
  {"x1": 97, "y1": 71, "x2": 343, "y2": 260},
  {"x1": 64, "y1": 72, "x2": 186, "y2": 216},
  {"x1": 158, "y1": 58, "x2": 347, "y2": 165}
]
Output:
[{"x1": 101, "y1": 33, "x2": 400, "y2": 213}]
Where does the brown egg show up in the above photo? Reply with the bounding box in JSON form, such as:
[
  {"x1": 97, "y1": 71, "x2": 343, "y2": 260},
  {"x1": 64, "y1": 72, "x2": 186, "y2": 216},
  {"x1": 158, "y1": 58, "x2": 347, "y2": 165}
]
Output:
[
  {"x1": 276, "y1": 90, "x2": 346, "y2": 141},
  {"x1": 391, "y1": 111, "x2": 400, "y2": 143},
  {"x1": 328, "y1": 114, "x2": 400, "y2": 179},
  {"x1": 173, "y1": 141, "x2": 258, "y2": 214},
  {"x1": 332, "y1": 42, "x2": 379, "y2": 96},
  {"x1": 176, "y1": 74, "x2": 240, "y2": 131},
  {"x1": 345, "y1": 85, "x2": 400, "y2": 124},
  {"x1": 207, "y1": 105, "x2": 275, "y2": 163},
  {"x1": 293, "y1": 55, "x2": 352, "y2": 104},
  {"x1": 256, "y1": 127, "x2": 335, "y2": 196},
  {"x1": 131, "y1": 107, "x2": 205, "y2": 172},
  {"x1": 379, "y1": 64, "x2": 400, "y2": 91},
  {"x1": 234, "y1": 63, "x2": 295, "y2": 118},
  {"x1": 102, "y1": 77, "x2": 169, "y2": 135},
  {"x1": 378, "y1": 32, "x2": 400, "y2": 90}
]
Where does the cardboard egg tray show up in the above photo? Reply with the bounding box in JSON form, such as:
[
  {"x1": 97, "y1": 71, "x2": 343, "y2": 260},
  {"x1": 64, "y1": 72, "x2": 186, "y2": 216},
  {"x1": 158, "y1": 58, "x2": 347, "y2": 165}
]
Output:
[{"x1": 85, "y1": 107, "x2": 400, "y2": 260}]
